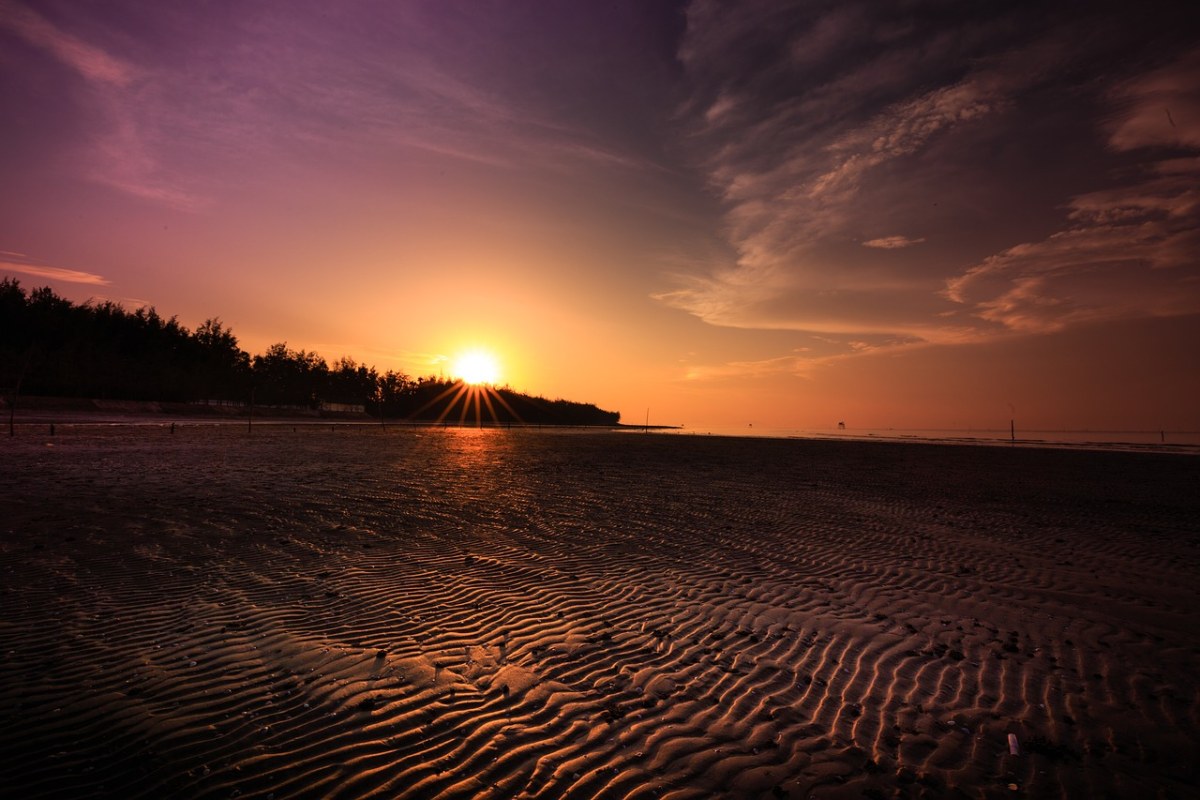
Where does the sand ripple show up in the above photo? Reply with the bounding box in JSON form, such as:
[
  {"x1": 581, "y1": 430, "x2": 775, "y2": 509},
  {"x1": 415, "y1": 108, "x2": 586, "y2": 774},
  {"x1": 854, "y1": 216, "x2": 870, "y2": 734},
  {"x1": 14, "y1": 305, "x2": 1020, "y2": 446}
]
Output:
[{"x1": 2, "y1": 427, "x2": 1198, "y2": 798}]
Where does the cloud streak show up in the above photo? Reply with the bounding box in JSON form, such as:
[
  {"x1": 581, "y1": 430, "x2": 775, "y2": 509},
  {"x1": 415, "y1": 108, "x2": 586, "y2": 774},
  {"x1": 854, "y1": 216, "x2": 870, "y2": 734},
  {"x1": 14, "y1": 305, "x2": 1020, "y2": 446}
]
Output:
[
  {"x1": 944, "y1": 157, "x2": 1200, "y2": 334},
  {"x1": 863, "y1": 236, "x2": 925, "y2": 250},
  {"x1": 0, "y1": 0, "x2": 134, "y2": 86},
  {"x1": 0, "y1": 1, "x2": 677, "y2": 217},
  {"x1": 1, "y1": 261, "x2": 111, "y2": 286}
]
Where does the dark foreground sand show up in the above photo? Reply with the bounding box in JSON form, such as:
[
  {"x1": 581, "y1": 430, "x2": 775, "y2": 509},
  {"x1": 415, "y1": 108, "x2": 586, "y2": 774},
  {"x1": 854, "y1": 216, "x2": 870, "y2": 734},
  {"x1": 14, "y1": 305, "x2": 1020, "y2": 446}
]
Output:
[{"x1": 1, "y1": 427, "x2": 1197, "y2": 799}]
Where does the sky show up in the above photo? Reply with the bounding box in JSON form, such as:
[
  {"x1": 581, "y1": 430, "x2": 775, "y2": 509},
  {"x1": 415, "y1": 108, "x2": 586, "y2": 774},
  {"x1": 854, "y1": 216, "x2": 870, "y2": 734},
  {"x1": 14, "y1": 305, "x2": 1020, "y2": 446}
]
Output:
[{"x1": 2, "y1": 0, "x2": 1198, "y2": 431}]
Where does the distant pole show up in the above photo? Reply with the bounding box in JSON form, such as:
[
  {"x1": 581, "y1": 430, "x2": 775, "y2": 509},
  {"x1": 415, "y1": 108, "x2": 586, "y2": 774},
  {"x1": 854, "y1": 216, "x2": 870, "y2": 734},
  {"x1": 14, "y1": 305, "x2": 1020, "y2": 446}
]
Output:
[
  {"x1": 645, "y1": 408, "x2": 649, "y2": 432},
  {"x1": 248, "y1": 388, "x2": 254, "y2": 434},
  {"x1": 1010, "y1": 418, "x2": 1015, "y2": 443},
  {"x1": 8, "y1": 373, "x2": 24, "y2": 437},
  {"x1": 9, "y1": 354, "x2": 29, "y2": 437}
]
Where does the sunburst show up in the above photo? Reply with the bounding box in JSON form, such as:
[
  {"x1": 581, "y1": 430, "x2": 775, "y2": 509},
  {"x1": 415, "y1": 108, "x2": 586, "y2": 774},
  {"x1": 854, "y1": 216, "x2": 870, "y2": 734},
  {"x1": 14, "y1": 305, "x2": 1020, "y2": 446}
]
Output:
[
  {"x1": 451, "y1": 350, "x2": 500, "y2": 386},
  {"x1": 409, "y1": 349, "x2": 522, "y2": 427}
]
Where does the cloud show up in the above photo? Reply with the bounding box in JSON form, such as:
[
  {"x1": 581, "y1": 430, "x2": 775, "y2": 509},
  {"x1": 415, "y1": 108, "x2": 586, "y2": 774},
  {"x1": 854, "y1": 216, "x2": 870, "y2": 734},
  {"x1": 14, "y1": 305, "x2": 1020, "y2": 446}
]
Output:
[
  {"x1": 1, "y1": 261, "x2": 110, "y2": 285},
  {"x1": 0, "y1": 2, "x2": 207, "y2": 209},
  {"x1": 808, "y1": 78, "x2": 1003, "y2": 200},
  {"x1": 680, "y1": 332, "x2": 928, "y2": 383},
  {"x1": 1107, "y1": 49, "x2": 1200, "y2": 152},
  {"x1": 658, "y1": 1, "x2": 1200, "y2": 364},
  {"x1": 661, "y1": 2, "x2": 1061, "y2": 333},
  {"x1": 0, "y1": 0, "x2": 134, "y2": 86},
  {"x1": 862, "y1": 236, "x2": 925, "y2": 250},
  {"x1": 944, "y1": 156, "x2": 1200, "y2": 333},
  {"x1": 4, "y1": 3, "x2": 669, "y2": 216}
]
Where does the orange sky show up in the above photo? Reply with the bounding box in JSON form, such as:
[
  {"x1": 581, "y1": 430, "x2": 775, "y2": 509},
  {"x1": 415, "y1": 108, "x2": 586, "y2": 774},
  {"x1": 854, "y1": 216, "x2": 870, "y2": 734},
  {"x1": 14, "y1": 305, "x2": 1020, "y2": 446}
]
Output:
[{"x1": 2, "y1": 1, "x2": 1198, "y2": 431}]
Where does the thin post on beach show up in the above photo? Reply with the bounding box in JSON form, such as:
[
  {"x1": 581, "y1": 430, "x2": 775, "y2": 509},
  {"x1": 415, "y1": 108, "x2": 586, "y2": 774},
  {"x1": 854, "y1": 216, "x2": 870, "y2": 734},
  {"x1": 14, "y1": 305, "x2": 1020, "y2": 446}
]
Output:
[{"x1": 6, "y1": 352, "x2": 31, "y2": 438}]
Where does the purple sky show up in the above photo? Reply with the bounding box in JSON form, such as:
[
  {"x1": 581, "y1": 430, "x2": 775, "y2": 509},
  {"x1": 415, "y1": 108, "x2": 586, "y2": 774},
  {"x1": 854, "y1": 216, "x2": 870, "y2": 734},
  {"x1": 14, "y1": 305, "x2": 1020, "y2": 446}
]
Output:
[{"x1": 2, "y1": 0, "x2": 1198, "y2": 429}]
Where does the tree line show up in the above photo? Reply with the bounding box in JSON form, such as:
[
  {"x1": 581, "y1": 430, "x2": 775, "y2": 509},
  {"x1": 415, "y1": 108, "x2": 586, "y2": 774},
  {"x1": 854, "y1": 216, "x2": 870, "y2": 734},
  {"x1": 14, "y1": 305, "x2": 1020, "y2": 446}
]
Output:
[{"x1": 0, "y1": 279, "x2": 620, "y2": 425}]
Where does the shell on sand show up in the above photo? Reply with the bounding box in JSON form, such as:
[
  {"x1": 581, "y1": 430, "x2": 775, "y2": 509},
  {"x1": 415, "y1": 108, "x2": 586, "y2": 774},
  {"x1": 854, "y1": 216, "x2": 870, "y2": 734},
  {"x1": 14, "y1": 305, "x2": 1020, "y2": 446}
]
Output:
[{"x1": 1, "y1": 426, "x2": 1197, "y2": 799}]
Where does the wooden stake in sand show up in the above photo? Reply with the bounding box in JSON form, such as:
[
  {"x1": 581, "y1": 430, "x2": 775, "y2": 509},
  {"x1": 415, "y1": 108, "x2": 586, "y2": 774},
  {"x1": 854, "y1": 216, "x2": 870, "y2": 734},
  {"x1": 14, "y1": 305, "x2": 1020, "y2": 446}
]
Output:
[{"x1": 6, "y1": 350, "x2": 32, "y2": 437}]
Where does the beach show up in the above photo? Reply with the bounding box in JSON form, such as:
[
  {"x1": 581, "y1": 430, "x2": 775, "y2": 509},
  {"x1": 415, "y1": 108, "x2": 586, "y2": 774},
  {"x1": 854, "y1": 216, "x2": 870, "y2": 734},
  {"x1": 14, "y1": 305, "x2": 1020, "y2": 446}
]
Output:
[{"x1": 1, "y1": 426, "x2": 1197, "y2": 799}]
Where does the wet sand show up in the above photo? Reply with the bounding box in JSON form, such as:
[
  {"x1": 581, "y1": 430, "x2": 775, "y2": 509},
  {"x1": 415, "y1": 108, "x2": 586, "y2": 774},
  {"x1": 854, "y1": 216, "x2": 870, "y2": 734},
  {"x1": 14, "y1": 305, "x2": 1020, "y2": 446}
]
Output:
[{"x1": 1, "y1": 427, "x2": 1197, "y2": 799}]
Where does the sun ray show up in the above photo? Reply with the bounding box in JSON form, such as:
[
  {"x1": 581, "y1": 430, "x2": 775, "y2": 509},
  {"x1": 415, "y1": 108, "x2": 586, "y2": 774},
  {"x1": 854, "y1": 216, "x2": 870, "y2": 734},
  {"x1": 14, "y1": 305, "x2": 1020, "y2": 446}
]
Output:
[
  {"x1": 479, "y1": 389, "x2": 500, "y2": 425},
  {"x1": 488, "y1": 388, "x2": 524, "y2": 423},
  {"x1": 431, "y1": 382, "x2": 471, "y2": 424}
]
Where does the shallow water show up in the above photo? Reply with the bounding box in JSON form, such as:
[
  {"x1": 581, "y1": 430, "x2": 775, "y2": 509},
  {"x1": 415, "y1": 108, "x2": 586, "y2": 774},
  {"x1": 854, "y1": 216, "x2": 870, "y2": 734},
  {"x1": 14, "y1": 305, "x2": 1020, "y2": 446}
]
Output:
[{"x1": 665, "y1": 425, "x2": 1200, "y2": 453}]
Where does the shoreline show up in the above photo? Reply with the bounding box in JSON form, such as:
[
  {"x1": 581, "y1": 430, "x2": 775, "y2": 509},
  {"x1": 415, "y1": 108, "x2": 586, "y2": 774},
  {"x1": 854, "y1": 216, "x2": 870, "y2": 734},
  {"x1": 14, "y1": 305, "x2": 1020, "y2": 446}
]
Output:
[
  {"x1": 5, "y1": 412, "x2": 1195, "y2": 456},
  {"x1": 2, "y1": 396, "x2": 665, "y2": 433},
  {"x1": 5, "y1": 396, "x2": 1191, "y2": 454}
]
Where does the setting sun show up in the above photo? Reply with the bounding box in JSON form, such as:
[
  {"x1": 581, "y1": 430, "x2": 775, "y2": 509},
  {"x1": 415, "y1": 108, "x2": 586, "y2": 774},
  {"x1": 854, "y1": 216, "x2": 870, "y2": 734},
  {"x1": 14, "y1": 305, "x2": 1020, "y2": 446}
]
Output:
[{"x1": 451, "y1": 349, "x2": 501, "y2": 386}]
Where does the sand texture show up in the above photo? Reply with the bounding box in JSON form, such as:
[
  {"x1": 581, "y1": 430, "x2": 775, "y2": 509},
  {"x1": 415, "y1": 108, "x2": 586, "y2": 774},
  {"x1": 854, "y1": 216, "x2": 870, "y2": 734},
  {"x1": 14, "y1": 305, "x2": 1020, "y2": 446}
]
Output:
[{"x1": 1, "y1": 427, "x2": 1197, "y2": 799}]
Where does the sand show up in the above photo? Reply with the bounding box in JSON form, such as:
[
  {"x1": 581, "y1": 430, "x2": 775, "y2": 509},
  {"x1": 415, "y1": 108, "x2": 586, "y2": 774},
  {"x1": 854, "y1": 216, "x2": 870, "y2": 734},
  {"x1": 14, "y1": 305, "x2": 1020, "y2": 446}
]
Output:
[{"x1": 1, "y1": 426, "x2": 1197, "y2": 799}]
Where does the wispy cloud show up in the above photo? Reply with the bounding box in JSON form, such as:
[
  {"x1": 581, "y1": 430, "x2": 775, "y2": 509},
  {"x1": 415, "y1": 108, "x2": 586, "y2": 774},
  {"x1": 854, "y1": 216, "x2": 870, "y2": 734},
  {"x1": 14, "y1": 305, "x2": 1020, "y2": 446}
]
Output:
[
  {"x1": 943, "y1": 159, "x2": 1200, "y2": 333},
  {"x1": 0, "y1": 1, "x2": 206, "y2": 209},
  {"x1": 1, "y1": 261, "x2": 110, "y2": 285},
  {"x1": 943, "y1": 49, "x2": 1200, "y2": 335},
  {"x1": 680, "y1": 333, "x2": 928, "y2": 383},
  {"x1": 661, "y1": 2, "x2": 1059, "y2": 339},
  {"x1": 863, "y1": 236, "x2": 925, "y2": 250},
  {"x1": 659, "y1": 1, "x2": 1200, "y2": 365},
  {"x1": 1107, "y1": 49, "x2": 1200, "y2": 152},
  {"x1": 809, "y1": 78, "x2": 1003, "y2": 200},
  {"x1": 0, "y1": 0, "x2": 134, "y2": 86},
  {"x1": 7, "y1": 3, "x2": 665, "y2": 215}
]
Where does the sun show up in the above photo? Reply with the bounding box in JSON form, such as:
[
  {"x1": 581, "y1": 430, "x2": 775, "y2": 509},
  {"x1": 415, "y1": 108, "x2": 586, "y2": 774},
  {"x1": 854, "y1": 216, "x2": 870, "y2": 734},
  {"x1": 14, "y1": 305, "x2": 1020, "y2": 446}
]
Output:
[{"x1": 451, "y1": 349, "x2": 501, "y2": 386}]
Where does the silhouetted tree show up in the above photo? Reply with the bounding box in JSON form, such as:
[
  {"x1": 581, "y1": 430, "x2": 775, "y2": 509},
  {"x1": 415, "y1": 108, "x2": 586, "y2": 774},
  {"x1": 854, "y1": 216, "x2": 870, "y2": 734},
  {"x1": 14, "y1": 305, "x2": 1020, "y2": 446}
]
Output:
[
  {"x1": 194, "y1": 318, "x2": 250, "y2": 403},
  {"x1": 0, "y1": 279, "x2": 33, "y2": 403},
  {"x1": 377, "y1": 370, "x2": 414, "y2": 416},
  {"x1": 327, "y1": 357, "x2": 378, "y2": 406},
  {"x1": 0, "y1": 281, "x2": 621, "y2": 424},
  {"x1": 251, "y1": 343, "x2": 328, "y2": 408}
]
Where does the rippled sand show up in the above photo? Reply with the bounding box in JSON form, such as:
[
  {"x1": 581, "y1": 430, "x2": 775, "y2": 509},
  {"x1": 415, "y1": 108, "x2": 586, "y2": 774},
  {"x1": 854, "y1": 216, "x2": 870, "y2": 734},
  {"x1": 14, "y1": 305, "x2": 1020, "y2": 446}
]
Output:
[{"x1": 1, "y1": 426, "x2": 1197, "y2": 799}]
